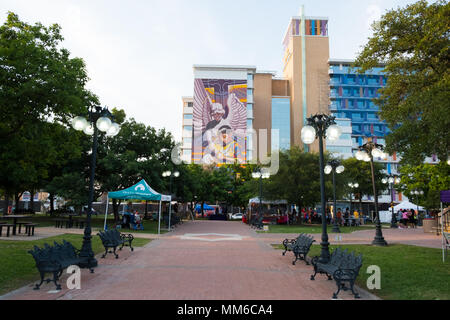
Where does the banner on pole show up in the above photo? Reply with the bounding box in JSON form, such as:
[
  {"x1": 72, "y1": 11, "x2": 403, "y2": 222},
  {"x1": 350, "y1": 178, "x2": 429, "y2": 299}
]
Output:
[{"x1": 440, "y1": 190, "x2": 450, "y2": 203}]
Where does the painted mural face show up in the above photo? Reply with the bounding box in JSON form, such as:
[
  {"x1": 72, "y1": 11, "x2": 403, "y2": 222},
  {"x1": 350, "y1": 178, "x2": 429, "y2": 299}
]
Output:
[{"x1": 193, "y1": 79, "x2": 247, "y2": 164}]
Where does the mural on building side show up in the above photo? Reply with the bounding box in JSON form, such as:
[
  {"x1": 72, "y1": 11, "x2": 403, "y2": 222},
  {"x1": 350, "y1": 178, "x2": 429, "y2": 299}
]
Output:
[{"x1": 193, "y1": 79, "x2": 247, "y2": 164}]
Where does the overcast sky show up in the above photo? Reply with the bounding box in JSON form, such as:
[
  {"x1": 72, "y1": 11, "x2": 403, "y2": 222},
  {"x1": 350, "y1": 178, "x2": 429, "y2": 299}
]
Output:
[{"x1": 2, "y1": 0, "x2": 423, "y2": 141}]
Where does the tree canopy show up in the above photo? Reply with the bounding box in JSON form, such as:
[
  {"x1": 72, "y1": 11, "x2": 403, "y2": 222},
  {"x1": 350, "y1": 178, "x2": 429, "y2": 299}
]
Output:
[
  {"x1": 354, "y1": 0, "x2": 450, "y2": 165},
  {"x1": 397, "y1": 162, "x2": 450, "y2": 209},
  {"x1": 0, "y1": 12, "x2": 97, "y2": 211},
  {"x1": 262, "y1": 147, "x2": 331, "y2": 208},
  {"x1": 0, "y1": 12, "x2": 98, "y2": 139}
]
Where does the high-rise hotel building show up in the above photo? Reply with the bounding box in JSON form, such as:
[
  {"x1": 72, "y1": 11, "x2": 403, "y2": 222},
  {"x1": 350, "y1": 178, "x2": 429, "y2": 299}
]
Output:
[
  {"x1": 181, "y1": 96, "x2": 194, "y2": 163},
  {"x1": 181, "y1": 7, "x2": 438, "y2": 204}
]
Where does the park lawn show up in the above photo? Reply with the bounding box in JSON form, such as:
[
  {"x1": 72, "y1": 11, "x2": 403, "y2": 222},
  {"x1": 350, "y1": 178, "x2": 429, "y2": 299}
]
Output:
[
  {"x1": 272, "y1": 243, "x2": 450, "y2": 300},
  {"x1": 23, "y1": 214, "x2": 168, "y2": 234},
  {"x1": 259, "y1": 224, "x2": 380, "y2": 234},
  {"x1": 0, "y1": 234, "x2": 151, "y2": 296}
]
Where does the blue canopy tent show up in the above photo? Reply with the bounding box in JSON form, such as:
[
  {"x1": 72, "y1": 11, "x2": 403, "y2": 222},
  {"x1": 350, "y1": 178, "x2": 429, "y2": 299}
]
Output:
[
  {"x1": 105, "y1": 179, "x2": 171, "y2": 234},
  {"x1": 195, "y1": 203, "x2": 215, "y2": 213}
]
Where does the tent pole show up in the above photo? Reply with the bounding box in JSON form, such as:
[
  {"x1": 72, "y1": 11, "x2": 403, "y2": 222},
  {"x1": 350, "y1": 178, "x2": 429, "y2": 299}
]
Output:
[
  {"x1": 158, "y1": 200, "x2": 162, "y2": 235},
  {"x1": 442, "y1": 202, "x2": 445, "y2": 263},
  {"x1": 104, "y1": 195, "x2": 109, "y2": 231},
  {"x1": 169, "y1": 200, "x2": 172, "y2": 231}
]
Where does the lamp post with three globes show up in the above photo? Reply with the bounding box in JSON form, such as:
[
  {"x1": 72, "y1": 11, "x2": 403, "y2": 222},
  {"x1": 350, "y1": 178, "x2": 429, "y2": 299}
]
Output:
[
  {"x1": 382, "y1": 175, "x2": 401, "y2": 228},
  {"x1": 355, "y1": 142, "x2": 388, "y2": 246},
  {"x1": 252, "y1": 168, "x2": 271, "y2": 221},
  {"x1": 301, "y1": 114, "x2": 342, "y2": 263},
  {"x1": 71, "y1": 106, "x2": 120, "y2": 270},
  {"x1": 325, "y1": 160, "x2": 345, "y2": 233}
]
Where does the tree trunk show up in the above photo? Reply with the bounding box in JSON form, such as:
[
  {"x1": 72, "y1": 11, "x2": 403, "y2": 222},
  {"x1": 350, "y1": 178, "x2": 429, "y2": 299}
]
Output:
[
  {"x1": 297, "y1": 202, "x2": 303, "y2": 225},
  {"x1": 14, "y1": 192, "x2": 22, "y2": 213},
  {"x1": 49, "y1": 193, "x2": 55, "y2": 215},
  {"x1": 359, "y1": 196, "x2": 363, "y2": 216},
  {"x1": 201, "y1": 201, "x2": 205, "y2": 218},
  {"x1": 112, "y1": 199, "x2": 120, "y2": 223},
  {"x1": 3, "y1": 192, "x2": 9, "y2": 216},
  {"x1": 30, "y1": 189, "x2": 35, "y2": 214}
]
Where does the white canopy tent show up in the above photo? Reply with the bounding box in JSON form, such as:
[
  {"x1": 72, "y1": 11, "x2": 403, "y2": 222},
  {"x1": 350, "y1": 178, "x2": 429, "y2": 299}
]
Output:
[
  {"x1": 393, "y1": 201, "x2": 425, "y2": 212},
  {"x1": 248, "y1": 197, "x2": 288, "y2": 205}
]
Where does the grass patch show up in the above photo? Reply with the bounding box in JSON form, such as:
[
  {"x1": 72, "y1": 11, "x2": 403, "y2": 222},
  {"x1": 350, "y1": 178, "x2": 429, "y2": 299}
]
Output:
[
  {"x1": 17, "y1": 214, "x2": 168, "y2": 234},
  {"x1": 259, "y1": 224, "x2": 378, "y2": 234},
  {"x1": 0, "y1": 234, "x2": 151, "y2": 296},
  {"x1": 272, "y1": 243, "x2": 450, "y2": 300}
]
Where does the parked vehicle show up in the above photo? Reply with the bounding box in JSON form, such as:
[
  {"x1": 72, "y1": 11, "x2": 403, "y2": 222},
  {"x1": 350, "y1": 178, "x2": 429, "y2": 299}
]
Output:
[{"x1": 231, "y1": 213, "x2": 243, "y2": 220}]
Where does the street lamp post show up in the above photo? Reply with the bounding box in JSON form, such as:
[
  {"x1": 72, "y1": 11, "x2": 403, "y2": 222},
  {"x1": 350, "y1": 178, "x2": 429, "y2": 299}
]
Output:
[
  {"x1": 412, "y1": 189, "x2": 424, "y2": 226},
  {"x1": 348, "y1": 183, "x2": 359, "y2": 214},
  {"x1": 71, "y1": 106, "x2": 120, "y2": 271},
  {"x1": 252, "y1": 168, "x2": 270, "y2": 221},
  {"x1": 162, "y1": 170, "x2": 180, "y2": 195},
  {"x1": 355, "y1": 141, "x2": 388, "y2": 246},
  {"x1": 382, "y1": 175, "x2": 401, "y2": 228},
  {"x1": 162, "y1": 170, "x2": 180, "y2": 231},
  {"x1": 301, "y1": 114, "x2": 342, "y2": 263},
  {"x1": 325, "y1": 160, "x2": 345, "y2": 233}
]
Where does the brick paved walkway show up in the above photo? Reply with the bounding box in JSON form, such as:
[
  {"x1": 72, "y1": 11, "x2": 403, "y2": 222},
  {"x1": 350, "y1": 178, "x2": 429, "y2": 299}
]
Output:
[
  {"x1": 1, "y1": 221, "x2": 381, "y2": 300},
  {"x1": 257, "y1": 227, "x2": 443, "y2": 249}
]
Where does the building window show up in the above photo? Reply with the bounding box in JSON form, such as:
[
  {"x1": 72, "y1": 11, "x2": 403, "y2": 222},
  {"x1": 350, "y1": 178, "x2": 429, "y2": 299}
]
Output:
[
  {"x1": 271, "y1": 98, "x2": 290, "y2": 151},
  {"x1": 183, "y1": 126, "x2": 192, "y2": 135},
  {"x1": 338, "y1": 133, "x2": 352, "y2": 140},
  {"x1": 326, "y1": 146, "x2": 352, "y2": 154},
  {"x1": 187, "y1": 102, "x2": 193, "y2": 108},
  {"x1": 247, "y1": 89, "x2": 253, "y2": 101},
  {"x1": 247, "y1": 74, "x2": 254, "y2": 88},
  {"x1": 183, "y1": 114, "x2": 193, "y2": 120}
]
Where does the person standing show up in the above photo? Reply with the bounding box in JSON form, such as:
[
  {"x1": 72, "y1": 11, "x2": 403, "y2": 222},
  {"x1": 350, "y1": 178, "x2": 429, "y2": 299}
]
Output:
[
  {"x1": 402, "y1": 209, "x2": 409, "y2": 228},
  {"x1": 336, "y1": 209, "x2": 342, "y2": 226},
  {"x1": 397, "y1": 210, "x2": 402, "y2": 227},
  {"x1": 344, "y1": 208, "x2": 350, "y2": 226},
  {"x1": 410, "y1": 209, "x2": 416, "y2": 228}
]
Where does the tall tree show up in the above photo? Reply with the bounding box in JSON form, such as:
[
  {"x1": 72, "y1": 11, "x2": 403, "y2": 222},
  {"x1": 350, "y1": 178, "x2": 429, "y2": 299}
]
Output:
[
  {"x1": 0, "y1": 12, "x2": 98, "y2": 139},
  {"x1": 354, "y1": 0, "x2": 450, "y2": 165},
  {"x1": 0, "y1": 12, "x2": 97, "y2": 211},
  {"x1": 397, "y1": 162, "x2": 450, "y2": 209},
  {"x1": 341, "y1": 158, "x2": 388, "y2": 213},
  {"x1": 95, "y1": 116, "x2": 175, "y2": 222},
  {"x1": 263, "y1": 147, "x2": 329, "y2": 210},
  {"x1": 226, "y1": 162, "x2": 258, "y2": 211}
]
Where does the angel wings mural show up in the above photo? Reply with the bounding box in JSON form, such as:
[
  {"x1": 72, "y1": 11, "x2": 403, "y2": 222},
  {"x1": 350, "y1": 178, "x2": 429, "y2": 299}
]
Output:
[{"x1": 193, "y1": 79, "x2": 247, "y2": 164}]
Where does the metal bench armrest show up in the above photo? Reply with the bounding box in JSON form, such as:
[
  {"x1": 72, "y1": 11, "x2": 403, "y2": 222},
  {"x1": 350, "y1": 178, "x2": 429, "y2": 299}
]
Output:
[
  {"x1": 311, "y1": 256, "x2": 320, "y2": 267},
  {"x1": 282, "y1": 239, "x2": 296, "y2": 247},
  {"x1": 120, "y1": 233, "x2": 134, "y2": 241},
  {"x1": 333, "y1": 268, "x2": 358, "y2": 281}
]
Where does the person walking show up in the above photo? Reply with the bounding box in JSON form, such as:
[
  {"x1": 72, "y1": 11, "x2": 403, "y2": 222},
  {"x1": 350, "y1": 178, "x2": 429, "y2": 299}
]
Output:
[{"x1": 402, "y1": 209, "x2": 409, "y2": 228}]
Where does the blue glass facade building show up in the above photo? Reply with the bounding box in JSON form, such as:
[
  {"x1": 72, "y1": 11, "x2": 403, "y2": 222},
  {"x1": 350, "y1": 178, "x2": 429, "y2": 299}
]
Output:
[
  {"x1": 328, "y1": 60, "x2": 389, "y2": 149},
  {"x1": 271, "y1": 97, "x2": 291, "y2": 151}
]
